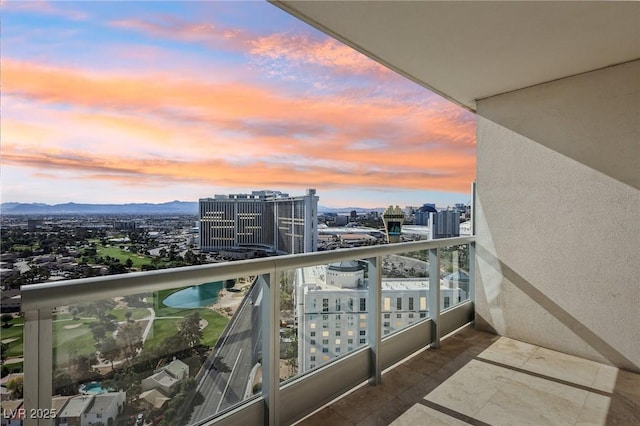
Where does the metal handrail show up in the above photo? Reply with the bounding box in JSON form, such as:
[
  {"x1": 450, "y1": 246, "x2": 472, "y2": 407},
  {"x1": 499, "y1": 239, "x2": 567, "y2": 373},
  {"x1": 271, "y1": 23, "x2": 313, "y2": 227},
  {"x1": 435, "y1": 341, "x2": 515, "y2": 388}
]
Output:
[{"x1": 21, "y1": 236, "x2": 474, "y2": 311}]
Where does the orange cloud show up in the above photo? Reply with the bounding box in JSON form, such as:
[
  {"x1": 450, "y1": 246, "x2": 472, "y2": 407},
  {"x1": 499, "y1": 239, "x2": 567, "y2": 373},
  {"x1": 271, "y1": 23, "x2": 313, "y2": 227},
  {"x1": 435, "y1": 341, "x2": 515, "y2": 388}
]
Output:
[
  {"x1": 249, "y1": 33, "x2": 389, "y2": 77},
  {"x1": 2, "y1": 58, "x2": 476, "y2": 194},
  {"x1": 109, "y1": 18, "x2": 253, "y2": 52},
  {"x1": 1, "y1": 146, "x2": 471, "y2": 193}
]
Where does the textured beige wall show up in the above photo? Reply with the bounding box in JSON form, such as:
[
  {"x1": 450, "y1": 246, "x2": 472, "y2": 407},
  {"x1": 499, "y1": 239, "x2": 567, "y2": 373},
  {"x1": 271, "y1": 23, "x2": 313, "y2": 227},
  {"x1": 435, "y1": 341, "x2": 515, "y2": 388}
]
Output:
[{"x1": 475, "y1": 60, "x2": 640, "y2": 372}]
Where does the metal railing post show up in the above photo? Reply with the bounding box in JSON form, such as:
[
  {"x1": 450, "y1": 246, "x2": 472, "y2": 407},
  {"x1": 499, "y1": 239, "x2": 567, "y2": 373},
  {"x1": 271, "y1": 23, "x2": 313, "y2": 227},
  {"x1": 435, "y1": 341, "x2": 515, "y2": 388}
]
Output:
[
  {"x1": 367, "y1": 256, "x2": 382, "y2": 385},
  {"x1": 23, "y1": 309, "x2": 52, "y2": 426},
  {"x1": 468, "y1": 242, "x2": 476, "y2": 305},
  {"x1": 428, "y1": 248, "x2": 441, "y2": 349},
  {"x1": 262, "y1": 270, "x2": 280, "y2": 426}
]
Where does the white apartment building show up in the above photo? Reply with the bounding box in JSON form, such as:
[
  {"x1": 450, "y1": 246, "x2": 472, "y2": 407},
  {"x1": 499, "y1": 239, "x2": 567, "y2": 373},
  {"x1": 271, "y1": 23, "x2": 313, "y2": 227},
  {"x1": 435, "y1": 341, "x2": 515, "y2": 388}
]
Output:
[
  {"x1": 295, "y1": 262, "x2": 467, "y2": 372},
  {"x1": 57, "y1": 392, "x2": 126, "y2": 426},
  {"x1": 81, "y1": 392, "x2": 126, "y2": 426},
  {"x1": 199, "y1": 189, "x2": 318, "y2": 254}
]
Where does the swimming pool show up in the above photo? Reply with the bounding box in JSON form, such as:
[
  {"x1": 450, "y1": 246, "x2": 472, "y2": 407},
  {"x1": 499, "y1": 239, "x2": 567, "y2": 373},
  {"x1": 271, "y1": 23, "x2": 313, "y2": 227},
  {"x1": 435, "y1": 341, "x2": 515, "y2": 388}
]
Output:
[
  {"x1": 79, "y1": 381, "x2": 112, "y2": 394},
  {"x1": 162, "y1": 281, "x2": 223, "y2": 308}
]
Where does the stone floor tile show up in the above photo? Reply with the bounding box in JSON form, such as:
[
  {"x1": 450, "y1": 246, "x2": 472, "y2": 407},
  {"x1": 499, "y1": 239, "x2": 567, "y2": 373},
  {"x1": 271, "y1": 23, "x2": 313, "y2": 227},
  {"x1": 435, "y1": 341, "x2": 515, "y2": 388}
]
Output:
[
  {"x1": 380, "y1": 364, "x2": 428, "y2": 395},
  {"x1": 437, "y1": 336, "x2": 474, "y2": 358},
  {"x1": 606, "y1": 391, "x2": 640, "y2": 425},
  {"x1": 389, "y1": 404, "x2": 470, "y2": 426},
  {"x1": 295, "y1": 327, "x2": 640, "y2": 426},
  {"x1": 397, "y1": 376, "x2": 441, "y2": 405},
  {"x1": 477, "y1": 336, "x2": 538, "y2": 368},
  {"x1": 331, "y1": 381, "x2": 395, "y2": 423},
  {"x1": 475, "y1": 370, "x2": 588, "y2": 425},
  {"x1": 296, "y1": 406, "x2": 354, "y2": 426},
  {"x1": 612, "y1": 368, "x2": 640, "y2": 403},
  {"x1": 425, "y1": 359, "x2": 514, "y2": 416},
  {"x1": 591, "y1": 363, "x2": 618, "y2": 392},
  {"x1": 520, "y1": 346, "x2": 601, "y2": 388},
  {"x1": 403, "y1": 350, "x2": 452, "y2": 376},
  {"x1": 575, "y1": 392, "x2": 610, "y2": 426},
  {"x1": 356, "y1": 397, "x2": 416, "y2": 425}
]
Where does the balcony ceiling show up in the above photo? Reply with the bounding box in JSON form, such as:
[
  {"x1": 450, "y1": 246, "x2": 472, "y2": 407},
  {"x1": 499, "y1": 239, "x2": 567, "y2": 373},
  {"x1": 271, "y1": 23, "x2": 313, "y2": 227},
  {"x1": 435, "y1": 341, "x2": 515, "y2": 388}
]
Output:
[{"x1": 272, "y1": 1, "x2": 640, "y2": 111}]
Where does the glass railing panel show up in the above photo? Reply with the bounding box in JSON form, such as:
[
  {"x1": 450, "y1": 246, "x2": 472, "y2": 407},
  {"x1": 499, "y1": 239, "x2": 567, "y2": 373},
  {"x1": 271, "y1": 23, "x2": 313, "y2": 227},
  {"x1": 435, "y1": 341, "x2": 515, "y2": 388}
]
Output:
[
  {"x1": 22, "y1": 237, "x2": 474, "y2": 424},
  {"x1": 280, "y1": 257, "x2": 373, "y2": 382},
  {"x1": 381, "y1": 250, "x2": 430, "y2": 337},
  {"x1": 439, "y1": 244, "x2": 470, "y2": 311},
  {"x1": 49, "y1": 276, "x2": 260, "y2": 426},
  {"x1": 0, "y1": 312, "x2": 24, "y2": 405}
]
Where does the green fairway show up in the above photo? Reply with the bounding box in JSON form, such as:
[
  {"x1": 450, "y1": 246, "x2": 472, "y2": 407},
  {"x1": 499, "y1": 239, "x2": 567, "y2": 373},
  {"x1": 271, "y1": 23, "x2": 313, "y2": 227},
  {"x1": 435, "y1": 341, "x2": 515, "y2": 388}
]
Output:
[
  {"x1": 1, "y1": 292, "x2": 230, "y2": 374},
  {"x1": 97, "y1": 245, "x2": 154, "y2": 269},
  {"x1": 144, "y1": 289, "x2": 229, "y2": 351},
  {"x1": 2, "y1": 323, "x2": 24, "y2": 359},
  {"x1": 144, "y1": 318, "x2": 181, "y2": 350},
  {"x1": 3, "y1": 361, "x2": 23, "y2": 374},
  {"x1": 144, "y1": 308, "x2": 229, "y2": 350},
  {"x1": 52, "y1": 318, "x2": 99, "y2": 366},
  {"x1": 199, "y1": 309, "x2": 229, "y2": 347}
]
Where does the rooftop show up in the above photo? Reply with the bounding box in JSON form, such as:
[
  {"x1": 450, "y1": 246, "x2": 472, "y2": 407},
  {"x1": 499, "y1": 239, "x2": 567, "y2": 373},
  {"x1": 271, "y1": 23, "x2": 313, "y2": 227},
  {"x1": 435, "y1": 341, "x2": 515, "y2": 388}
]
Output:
[
  {"x1": 164, "y1": 359, "x2": 189, "y2": 378},
  {"x1": 59, "y1": 395, "x2": 93, "y2": 418},
  {"x1": 89, "y1": 393, "x2": 122, "y2": 413},
  {"x1": 151, "y1": 370, "x2": 179, "y2": 387}
]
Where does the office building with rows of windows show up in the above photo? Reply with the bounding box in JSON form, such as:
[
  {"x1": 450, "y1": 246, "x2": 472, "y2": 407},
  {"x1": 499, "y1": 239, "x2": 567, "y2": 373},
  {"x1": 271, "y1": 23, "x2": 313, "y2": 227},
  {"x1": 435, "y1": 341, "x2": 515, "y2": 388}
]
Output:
[
  {"x1": 199, "y1": 189, "x2": 318, "y2": 255},
  {"x1": 295, "y1": 261, "x2": 466, "y2": 372}
]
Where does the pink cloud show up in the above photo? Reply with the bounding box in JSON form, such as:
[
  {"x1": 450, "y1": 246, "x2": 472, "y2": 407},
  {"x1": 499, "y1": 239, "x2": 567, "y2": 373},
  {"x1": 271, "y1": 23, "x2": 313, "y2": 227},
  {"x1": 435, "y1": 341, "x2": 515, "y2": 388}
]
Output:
[
  {"x1": 1, "y1": 0, "x2": 87, "y2": 21},
  {"x1": 2, "y1": 58, "x2": 476, "y2": 194},
  {"x1": 248, "y1": 33, "x2": 389, "y2": 77},
  {"x1": 108, "y1": 16, "x2": 390, "y2": 79}
]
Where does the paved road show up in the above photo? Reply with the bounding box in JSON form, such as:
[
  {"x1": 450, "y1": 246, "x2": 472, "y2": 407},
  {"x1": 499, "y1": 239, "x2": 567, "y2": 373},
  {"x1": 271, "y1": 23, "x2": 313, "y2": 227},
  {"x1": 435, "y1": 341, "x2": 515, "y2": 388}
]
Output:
[{"x1": 189, "y1": 281, "x2": 262, "y2": 424}]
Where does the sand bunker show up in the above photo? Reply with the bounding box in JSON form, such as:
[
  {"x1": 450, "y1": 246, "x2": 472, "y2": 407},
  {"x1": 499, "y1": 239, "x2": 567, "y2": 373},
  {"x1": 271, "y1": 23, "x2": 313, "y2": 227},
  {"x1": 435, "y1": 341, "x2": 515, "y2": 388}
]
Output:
[{"x1": 64, "y1": 323, "x2": 82, "y2": 330}]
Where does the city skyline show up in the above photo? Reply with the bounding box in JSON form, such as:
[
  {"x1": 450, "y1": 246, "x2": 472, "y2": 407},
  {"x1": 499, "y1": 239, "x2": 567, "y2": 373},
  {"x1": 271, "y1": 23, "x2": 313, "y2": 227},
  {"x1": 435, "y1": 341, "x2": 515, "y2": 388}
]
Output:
[{"x1": 1, "y1": 1, "x2": 476, "y2": 209}]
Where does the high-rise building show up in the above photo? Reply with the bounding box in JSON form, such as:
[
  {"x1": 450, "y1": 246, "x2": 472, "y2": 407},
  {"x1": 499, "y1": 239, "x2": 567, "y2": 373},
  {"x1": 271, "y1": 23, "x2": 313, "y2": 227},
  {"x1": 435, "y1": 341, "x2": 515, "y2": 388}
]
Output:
[
  {"x1": 295, "y1": 262, "x2": 466, "y2": 372},
  {"x1": 429, "y1": 210, "x2": 460, "y2": 239},
  {"x1": 199, "y1": 189, "x2": 318, "y2": 254},
  {"x1": 382, "y1": 205, "x2": 404, "y2": 243},
  {"x1": 414, "y1": 203, "x2": 437, "y2": 226}
]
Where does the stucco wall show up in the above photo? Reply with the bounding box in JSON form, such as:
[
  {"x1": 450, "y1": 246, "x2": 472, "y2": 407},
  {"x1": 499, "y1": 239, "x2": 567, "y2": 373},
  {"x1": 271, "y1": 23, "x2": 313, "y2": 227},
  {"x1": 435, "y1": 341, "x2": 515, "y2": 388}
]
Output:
[{"x1": 475, "y1": 60, "x2": 639, "y2": 371}]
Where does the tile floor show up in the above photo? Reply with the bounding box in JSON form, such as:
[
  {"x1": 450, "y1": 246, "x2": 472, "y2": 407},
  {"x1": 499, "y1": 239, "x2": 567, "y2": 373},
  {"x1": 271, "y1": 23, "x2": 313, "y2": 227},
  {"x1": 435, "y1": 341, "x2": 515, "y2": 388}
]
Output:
[{"x1": 295, "y1": 326, "x2": 640, "y2": 425}]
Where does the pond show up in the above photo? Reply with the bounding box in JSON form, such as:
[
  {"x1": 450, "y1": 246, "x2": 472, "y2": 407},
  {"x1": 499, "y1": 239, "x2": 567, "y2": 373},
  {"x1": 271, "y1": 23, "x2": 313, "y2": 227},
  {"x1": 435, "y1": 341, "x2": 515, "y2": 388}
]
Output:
[{"x1": 162, "y1": 281, "x2": 223, "y2": 308}]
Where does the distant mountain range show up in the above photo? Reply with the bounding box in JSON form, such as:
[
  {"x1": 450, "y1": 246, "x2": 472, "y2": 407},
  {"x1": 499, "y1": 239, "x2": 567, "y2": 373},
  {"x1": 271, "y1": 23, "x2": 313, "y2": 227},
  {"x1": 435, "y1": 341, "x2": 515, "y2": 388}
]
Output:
[
  {"x1": 0, "y1": 201, "x2": 199, "y2": 215},
  {"x1": 0, "y1": 202, "x2": 383, "y2": 215}
]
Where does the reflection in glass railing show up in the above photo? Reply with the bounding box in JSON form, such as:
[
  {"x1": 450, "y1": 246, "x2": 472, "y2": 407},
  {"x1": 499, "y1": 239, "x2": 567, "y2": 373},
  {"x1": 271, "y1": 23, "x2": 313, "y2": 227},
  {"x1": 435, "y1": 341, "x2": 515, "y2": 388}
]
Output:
[
  {"x1": 23, "y1": 236, "x2": 475, "y2": 426},
  {"x1": 281, "y1": 258, "x2": 373, "y2": 381},
  {"x1": 440, "y1": 244, "x2": 470, "y2": 311},
  {"x1": 381, "y1": 251, "x2": 430, "y2": 337},
  {"x1": 49, "y1": 276, "x2": 259, "y2": 426}
]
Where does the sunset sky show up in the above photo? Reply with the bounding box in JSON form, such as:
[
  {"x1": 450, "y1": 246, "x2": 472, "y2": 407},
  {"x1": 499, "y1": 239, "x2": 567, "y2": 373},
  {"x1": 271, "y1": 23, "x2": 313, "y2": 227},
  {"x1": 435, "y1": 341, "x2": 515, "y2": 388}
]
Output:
[{"x1": 1, "y1": 1, "x2": 476, "y2": 209}]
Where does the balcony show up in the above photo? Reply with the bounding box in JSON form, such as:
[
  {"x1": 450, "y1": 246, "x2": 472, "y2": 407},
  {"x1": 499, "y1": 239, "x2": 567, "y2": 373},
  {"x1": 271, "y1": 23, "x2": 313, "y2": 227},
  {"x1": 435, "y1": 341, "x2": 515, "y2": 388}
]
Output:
[
  {"x1": 298, "y1": 328, "x2": 640, "y2": 425},
  {"x1": 13, "y1": 2, "x2": 640, "y2": 425},
  {"x1": 21, "y1": 237, "x2": 477, "y2": 426},
  {"x1": 18, "y1": 235, "x2": 640, "y2": 425}
]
